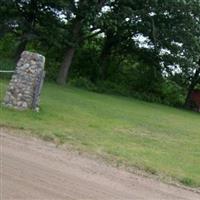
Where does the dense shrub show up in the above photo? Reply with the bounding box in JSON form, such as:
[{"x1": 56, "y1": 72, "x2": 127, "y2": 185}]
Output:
[
  {"x1": 69, "y1": 76, "x2": 185, "y2": 107},
  {"x1": 69, "y1": 77, "x2": 97, "y2": 91},
  {"x1": 0, "y1": 34, "x2": 16, "y2": 58},
  {"x1": 69, "y1": 40, "x2": 102, "y2": 82},
  {"x1": 45, "y1": 59, "x2": 60, "y2": 81},
  {"x1": 160, "y1": 80, "x2": 185, "y2": 106}
]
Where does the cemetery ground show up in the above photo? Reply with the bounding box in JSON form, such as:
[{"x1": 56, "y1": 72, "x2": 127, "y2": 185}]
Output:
[{"x1": 0, "y1": 79, "x2": 200, "y2": 190}]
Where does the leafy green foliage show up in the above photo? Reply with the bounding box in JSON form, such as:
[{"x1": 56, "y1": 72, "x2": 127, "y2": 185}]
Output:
[{"x1": 1, "y1": 0, "x2": 200, "y2": 107}]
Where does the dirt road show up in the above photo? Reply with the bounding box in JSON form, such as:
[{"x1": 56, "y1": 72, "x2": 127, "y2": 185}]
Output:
[{"x1": 0, "y1": 130, "x2": 200, "y2": 200}]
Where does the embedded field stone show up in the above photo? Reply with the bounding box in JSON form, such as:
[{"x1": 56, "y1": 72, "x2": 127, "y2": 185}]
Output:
[{"x1": 4, "y1": 51, "x2": 45, "y2": 111}]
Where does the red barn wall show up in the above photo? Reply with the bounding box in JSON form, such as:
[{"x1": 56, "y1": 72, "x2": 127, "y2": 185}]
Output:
[{"x1": 190, "y1": 90, "x2": 200, "y2": 111}]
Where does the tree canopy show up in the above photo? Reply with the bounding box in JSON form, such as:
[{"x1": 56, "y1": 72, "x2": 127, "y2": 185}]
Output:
[{"x1": 1, "y1": 0, "x2": 200, "y2": 109}]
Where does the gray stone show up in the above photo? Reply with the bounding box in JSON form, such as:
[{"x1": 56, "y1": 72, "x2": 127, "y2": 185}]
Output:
[{"x1": 3, "y1": 51, "x2": 45, "y2": 111}]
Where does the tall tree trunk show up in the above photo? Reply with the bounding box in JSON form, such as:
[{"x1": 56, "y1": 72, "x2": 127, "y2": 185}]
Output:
[
  {"x1": 56, "y1": 0, "x2": 107, "y2": 85},
  {"x1": 99, "y1": 48, "x2": 111, "y2": 80},
  {"x1": 15, "y1": 39, "x2": 28, "y2": 62},
  {"x1": 56, "y1": 47, "x2": 76, "y2": 85},
  {"x1": 184, "y1": 67, "x2": 200, "y2": 108},
  {"x1": 151, "y1": 16, "x2": 162, "y2": 81},
  {"x1": 98, "y1": 33, "x2": 115, "y2": 80},
  {"x1": 57, "y1": 20, "x2": 82, "y2": 85}
]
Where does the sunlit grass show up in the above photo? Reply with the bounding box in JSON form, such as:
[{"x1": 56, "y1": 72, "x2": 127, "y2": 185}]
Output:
[{"x1": 0, "y1": 79, "x2": 200, "y2": 187}]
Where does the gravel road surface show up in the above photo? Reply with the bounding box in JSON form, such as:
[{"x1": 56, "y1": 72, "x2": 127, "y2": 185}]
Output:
[{"x1": 1, "y1": 130, "x2": 199, "y2": 200}]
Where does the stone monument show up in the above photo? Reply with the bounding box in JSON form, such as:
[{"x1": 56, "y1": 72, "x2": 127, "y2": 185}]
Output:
[{"x1": 3, "y1": 51, "x2": 45, "y2": 111}]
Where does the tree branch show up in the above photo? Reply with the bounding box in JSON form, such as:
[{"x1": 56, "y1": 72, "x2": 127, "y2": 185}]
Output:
[{"x1": 82, "y1": 29, "x2": 103, "y2": 41}]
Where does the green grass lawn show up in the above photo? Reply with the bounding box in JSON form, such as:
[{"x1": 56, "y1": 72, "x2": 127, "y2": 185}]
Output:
[{"x1": 0, "y1": 79, "x2": 200, "y2": 187}]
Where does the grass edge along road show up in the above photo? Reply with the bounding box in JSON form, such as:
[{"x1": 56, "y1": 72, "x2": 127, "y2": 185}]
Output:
[{"x1": 0, "y1": 79, "x2": 200, "y2": 188}]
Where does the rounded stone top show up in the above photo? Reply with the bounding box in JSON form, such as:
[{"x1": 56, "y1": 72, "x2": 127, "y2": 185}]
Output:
[{"x1": 21, "y1": 51, "x2": 45, "y2": 64}]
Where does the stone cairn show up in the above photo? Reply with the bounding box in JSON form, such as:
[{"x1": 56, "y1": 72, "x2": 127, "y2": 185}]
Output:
[{"x1": 3, "y1": 51, "x2": 45, "y2": 111}]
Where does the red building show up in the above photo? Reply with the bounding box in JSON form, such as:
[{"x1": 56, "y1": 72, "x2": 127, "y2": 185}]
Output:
[{"x1": 190, "y1": 90, "x2": 200, "y2": 112}]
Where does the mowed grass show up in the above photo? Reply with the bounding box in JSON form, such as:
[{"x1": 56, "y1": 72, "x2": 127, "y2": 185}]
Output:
[{"x1": 0, "y1": 79, "x2": 200, "y2": 187}]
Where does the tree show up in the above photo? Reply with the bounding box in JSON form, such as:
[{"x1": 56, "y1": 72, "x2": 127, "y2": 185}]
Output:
[
  {"x1": 98, "y1": 0, "x2": 200, "y2": 98},
  {"x1": 56, "y1": 0, "x2": 109, "y2": 85},
  {"x1": 0, "y1": 0, "x2": 64, "y2": 61}
]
